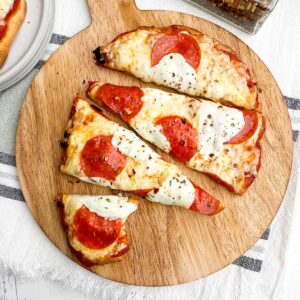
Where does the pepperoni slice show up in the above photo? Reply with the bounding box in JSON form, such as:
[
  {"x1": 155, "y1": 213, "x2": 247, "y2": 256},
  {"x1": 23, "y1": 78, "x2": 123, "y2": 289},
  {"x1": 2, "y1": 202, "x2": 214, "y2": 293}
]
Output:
[
  {"x1": 80, "y1": 135, "x2": 126, "y2": 180},
  {"x1": 73, "y1": 206, "x2": 122, "y2": 249},
  {"x1": 131, "y1": 189, "x2": 153, "y2": 197},
  {"x1": 227, "y1": 111, "x2": 258, "y2": 144},
  {"x1": 95, "y1": 83, "x2": 144, "y2": 121},
  {"x1": 189, "y1": 184, "x2": 224, "y2": 215},
  {"x1": 156, "y1": 116, "x2": 198, "y2": 163},
  {"x1": 151, "y1": 33, "x2": 201, "y2": 70}
]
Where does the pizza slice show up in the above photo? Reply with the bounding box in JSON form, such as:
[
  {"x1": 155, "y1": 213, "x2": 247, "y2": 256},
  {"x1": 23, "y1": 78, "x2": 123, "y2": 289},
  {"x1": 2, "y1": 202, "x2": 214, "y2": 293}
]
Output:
[
  {"x1": 0, "y1": 0, "x2": 27, "y2": 68},
  {"x1": 87, "y1": 82, "x2": 266, "y2": 194},
  {"x1": 56, "y1": 194, "x2": 138, "y2": 266},
  {"x1": 93, "y1": 25, "x2": 258, "y2": 110},
  {"x1": 60, "y1": 96, "x2": 224, "y2": 215}
]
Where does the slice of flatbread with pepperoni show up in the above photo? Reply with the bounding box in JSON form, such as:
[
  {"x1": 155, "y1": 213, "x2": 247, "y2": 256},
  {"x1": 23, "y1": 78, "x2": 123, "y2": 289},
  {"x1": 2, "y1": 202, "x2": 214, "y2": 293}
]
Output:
[
  {"x1": 0, "y1": 0, "x2": 27, "y2": 68},
  {"x1": 57, "y1": 194, "x2": 138, "y2": 266},
  {"x1": 93, "y1": 25, "x2": 258, "y2": 110},
  {"x1": 60, "y1": 96, "x2": 223, "y2": 215},
  {"x1": 87, "y1": 82, "x2": 266, "y2": 194}
]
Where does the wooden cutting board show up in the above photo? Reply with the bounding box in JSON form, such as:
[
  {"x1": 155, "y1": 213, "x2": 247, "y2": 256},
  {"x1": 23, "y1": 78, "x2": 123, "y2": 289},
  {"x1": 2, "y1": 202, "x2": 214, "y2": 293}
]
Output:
[{"x1": 16, "y1": 0, "x2": 293, "y2": 286}]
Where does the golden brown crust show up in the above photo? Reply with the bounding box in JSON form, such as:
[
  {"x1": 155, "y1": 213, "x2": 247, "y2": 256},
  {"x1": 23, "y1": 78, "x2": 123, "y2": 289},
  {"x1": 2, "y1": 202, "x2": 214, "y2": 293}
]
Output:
[{"x1": 0, "y1": 0, "x2": 27, "y2": 68}]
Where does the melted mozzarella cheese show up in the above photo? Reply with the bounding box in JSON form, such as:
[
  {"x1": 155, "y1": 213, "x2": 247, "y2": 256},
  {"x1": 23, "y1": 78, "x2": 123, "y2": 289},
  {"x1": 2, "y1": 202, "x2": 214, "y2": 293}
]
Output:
[
  {"x1": 133, "y1": 122, "x2": 170, "y2": 153},
  {"x1": 197, "y1": 101, "x2": 245, "y2": 160},
  {"x1": 149, "y1": 53, "x2": 198, "y2": 94},
  {"x1": 146, "y1": 171, "x2": 195, "y2": 208},
  {"x1": 0, "y1": 0, "x2": 14, "y2": 22},
  {"x1": 68, "y1": 195, "x2": 138, "y2": 220},
  {"x1": 112, "y1": 126, "x2": 160, "y2": 162},
  {"x1": 80, "y1": 176, "x2": 113, "y2": 188},
  {"x1": 111, "y1": 126, "x2": 167, "y2": 178},
  {"x1": 196, "y1": 42, "x2": 248, "y2": 101},
  {"x1": 196, "y1": 101, "x2": 244, "y2": 160}
]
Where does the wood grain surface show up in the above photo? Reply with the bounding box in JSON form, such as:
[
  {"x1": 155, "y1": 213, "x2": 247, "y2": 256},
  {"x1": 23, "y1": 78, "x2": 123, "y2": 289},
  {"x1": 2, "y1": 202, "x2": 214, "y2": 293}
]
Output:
[{"x1": 15, "y1": 0, "x2": 293, "y2": 286}]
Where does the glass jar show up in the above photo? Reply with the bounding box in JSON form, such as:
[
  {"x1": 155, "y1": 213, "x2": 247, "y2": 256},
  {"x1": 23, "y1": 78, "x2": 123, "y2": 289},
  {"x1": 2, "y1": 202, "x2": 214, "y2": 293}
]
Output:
[{"x1": 186, "y1": 0, "x2": 279, "y2": 34}]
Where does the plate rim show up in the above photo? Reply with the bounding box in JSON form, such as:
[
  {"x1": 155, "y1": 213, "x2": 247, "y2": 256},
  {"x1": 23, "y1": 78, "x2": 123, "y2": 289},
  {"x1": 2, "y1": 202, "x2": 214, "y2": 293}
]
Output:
[{"x1": 0, "y1": 0, "x2": 55, "y2": 91}]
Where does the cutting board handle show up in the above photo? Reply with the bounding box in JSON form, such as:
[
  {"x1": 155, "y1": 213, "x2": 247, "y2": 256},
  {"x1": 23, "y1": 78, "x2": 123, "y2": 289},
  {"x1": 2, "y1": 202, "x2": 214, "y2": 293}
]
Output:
[{"x1": 86, "y1": 0, "x2": 140, "y2": 25}]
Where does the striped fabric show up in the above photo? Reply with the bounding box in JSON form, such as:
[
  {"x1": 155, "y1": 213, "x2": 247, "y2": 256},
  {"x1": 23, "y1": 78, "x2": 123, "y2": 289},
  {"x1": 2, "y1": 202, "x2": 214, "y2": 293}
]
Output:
[{"x1": 0, "y1": 33, "x2": 294, "y2": 273}]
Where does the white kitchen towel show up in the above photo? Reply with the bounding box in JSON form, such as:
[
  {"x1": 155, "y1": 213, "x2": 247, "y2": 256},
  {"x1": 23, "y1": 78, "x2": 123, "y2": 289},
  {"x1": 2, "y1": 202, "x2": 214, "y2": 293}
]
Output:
[{"x1": 0, "y1": 0, "x2": 299, "y2": 299}]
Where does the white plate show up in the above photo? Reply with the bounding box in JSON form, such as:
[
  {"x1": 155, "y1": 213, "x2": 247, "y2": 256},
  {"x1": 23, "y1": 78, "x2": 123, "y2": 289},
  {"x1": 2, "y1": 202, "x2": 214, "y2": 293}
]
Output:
[{"x1": 0, "y1": 0, "x2": 55, "y2": 91}]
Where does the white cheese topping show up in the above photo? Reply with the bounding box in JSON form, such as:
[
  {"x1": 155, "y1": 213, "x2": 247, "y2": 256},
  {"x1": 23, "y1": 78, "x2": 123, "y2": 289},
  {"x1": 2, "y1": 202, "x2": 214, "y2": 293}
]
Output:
[
  {"x1": 133, "y1": 122, "x2": 170, "y2": 153},
  {"x1": 149, "y1": 53, "x2": 198, "y2": 94},
  {"x1": 197, "y1": 101, "x2": 244, "y2": 160},
  {"x1": 70, "y1": 195, "x2": 138, "y2": 220},
  {"x1": 112, "y1": 126, "x2": 160, "y2": 162},
  {"x1": 80, "y1": 176, "x2": 113, "y2": 188},
  {"x1": 146, "y1": 171, "x2": 195, "y2": 208},
  {"x1": 0, "y1": 0, "x2": 14, "y2": 22}
]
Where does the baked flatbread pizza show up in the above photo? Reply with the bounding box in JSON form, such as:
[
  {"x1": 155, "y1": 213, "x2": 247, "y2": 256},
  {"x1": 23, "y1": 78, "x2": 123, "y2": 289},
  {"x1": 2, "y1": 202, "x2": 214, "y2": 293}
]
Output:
[
  {"x1": 60, "y1": 96, "x2": 223, "y2": 215},
  {"x1": 87, "y1": 82, "x2": 266, "y2": 194},
  {"x1": 0, "y1": 0, "x2": 27, "y2": 68},
  {"x1": 93, "y1": 25, "x2": 258, "y2": 110},
  {"x1": 57, "y1": 194, "x2": 138, "y2": 266}
]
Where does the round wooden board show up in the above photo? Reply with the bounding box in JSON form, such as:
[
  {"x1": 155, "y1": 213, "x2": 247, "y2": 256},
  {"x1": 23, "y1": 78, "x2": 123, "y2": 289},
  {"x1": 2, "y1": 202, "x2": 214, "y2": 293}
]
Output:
[{"x1": 16, "y1": 0, "x2": 293, "y2": 286}]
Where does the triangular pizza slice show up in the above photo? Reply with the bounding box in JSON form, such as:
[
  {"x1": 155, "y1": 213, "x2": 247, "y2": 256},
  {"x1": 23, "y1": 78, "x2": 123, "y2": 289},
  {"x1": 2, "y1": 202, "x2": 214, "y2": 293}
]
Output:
[{"x1": 56, "y1": 193, "x2": 138, "y2": 266}]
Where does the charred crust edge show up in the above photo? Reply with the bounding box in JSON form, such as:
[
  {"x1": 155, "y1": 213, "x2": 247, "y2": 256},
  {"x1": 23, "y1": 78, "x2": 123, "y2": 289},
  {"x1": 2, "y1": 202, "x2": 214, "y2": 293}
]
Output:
[{"x1": 93, "y1": 47, "x2": 106, "y2": 65}]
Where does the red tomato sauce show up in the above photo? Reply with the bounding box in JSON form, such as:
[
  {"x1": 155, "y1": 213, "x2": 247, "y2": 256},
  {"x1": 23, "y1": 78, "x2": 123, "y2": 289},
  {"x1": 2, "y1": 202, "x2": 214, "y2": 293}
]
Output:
[
  {"x1": 73, "y1": 206, "x2": 122, "y2": 250},
  {"x1": 95, "y1": 83, "x2": 144, "y2": 121},
  {"x1": 151, "y1": 32, "x2": 201, "y2": 70},
  {"x1": 0, "y1": 0, "x2": 19, "y2": 40},
  {"x1": 80, "y1": 135, "x2": 127, "y2": 181},
  {"x1": 228, "y1": 110, "x2": 258, "y2": 144},
  {"x1": 189, "y1": 184, "x2": 223, "y2": 215},
  {"x1": 156, "y1": 116, "x2": 198, "y2": 163}
]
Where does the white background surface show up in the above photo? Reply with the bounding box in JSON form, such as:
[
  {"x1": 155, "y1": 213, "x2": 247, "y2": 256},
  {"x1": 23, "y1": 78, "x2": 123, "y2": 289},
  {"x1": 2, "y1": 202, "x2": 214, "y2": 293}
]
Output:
[{"x1": 1, "y1": 0, "x2": 300, "y2": 299}]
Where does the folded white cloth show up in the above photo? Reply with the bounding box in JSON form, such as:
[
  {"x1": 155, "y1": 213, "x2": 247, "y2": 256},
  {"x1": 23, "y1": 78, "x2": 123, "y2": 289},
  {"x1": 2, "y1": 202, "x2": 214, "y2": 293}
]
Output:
[{"x1": 0, "y1": 0, "x2": 299, "y2": 298}]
